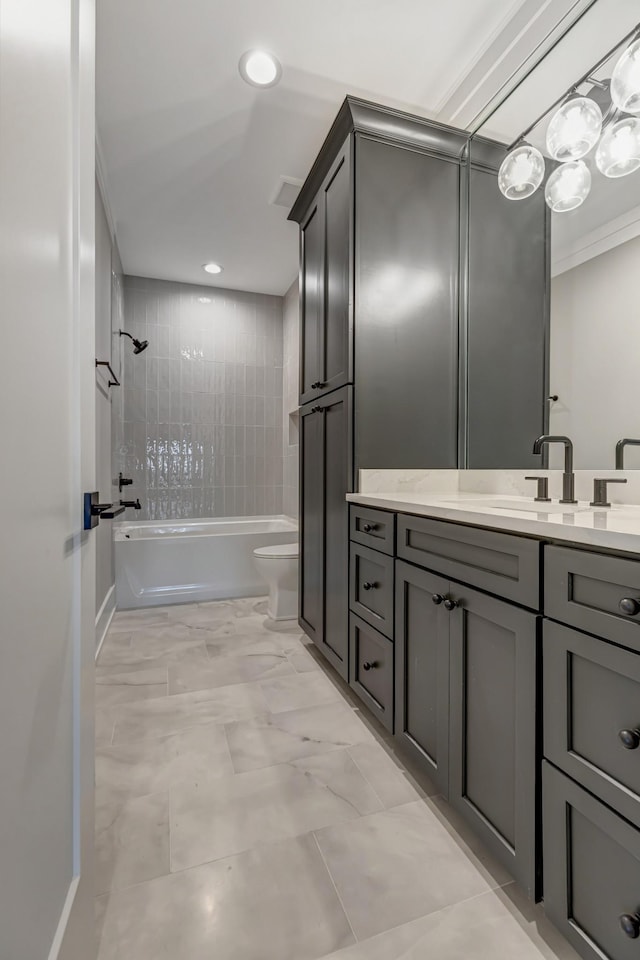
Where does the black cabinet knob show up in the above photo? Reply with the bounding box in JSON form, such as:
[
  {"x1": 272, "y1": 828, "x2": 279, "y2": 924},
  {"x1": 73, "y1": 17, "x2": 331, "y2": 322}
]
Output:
[
  {"x1": 362, "y1": 523, "x2": 377, "y2": 533},
  {"x1": 444, "y1": 598, "x2": 459, "y2": 611},
  {"x1": 311, "y1": 405, "x2": 322, "y2": 413},
  {"x1": 620, "y1": 598, "x2": 640, "y2": 616},
  {"x1": 619, "y1": 728, "x2": 640, "y2": 750},
  {"x1": 362, "y1": 581, "x2": 377, "y2": 591},
  {"x1": 362, "y1": 660, "x2": 377, "y2": 671},
  {"x1": 620, "y1": 914, "x2": 640, "y2": 939},
  {"x1": 432, "y1": 594, "x2": 445, "y2": 605}
]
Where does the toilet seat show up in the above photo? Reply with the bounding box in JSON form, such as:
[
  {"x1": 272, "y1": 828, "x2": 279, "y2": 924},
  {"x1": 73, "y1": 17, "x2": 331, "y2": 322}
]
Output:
[{"x1": 253, "y1": 542, "x2": 299, "y2": 560}]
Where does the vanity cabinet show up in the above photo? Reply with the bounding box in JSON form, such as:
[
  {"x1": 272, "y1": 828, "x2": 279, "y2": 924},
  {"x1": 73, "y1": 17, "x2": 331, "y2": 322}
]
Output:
[{"x1": 299, "y1": 387, "x2": 352, "y2": 679}]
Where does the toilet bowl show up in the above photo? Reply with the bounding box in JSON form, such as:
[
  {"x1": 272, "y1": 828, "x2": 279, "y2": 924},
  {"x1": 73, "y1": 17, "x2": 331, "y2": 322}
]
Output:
[{"x1": 253, "y1": 542, "x2": 299, "y2": 621}]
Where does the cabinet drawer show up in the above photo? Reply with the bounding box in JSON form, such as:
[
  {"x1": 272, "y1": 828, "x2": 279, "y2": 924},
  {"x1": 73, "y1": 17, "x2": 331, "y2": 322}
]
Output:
[
  {"x1": 349, "y1": 542, "x2": 394, "y2": 639},
  {"x1": 545, "y1": 545, "x2": 640, "y2": 653},
  {"x1": 349, "y1": 505, "x2": 395, "y2": 556},
  {"x1": 397, "y1": 514, "x2": 540, "y2": 609},
  {"x1": 545, "y1": 620, "x2": 640, "y2": 827},
  {"x1": 349, "y1": 614, "x2": 394, "y2": 732},
  {"x1": 543, "y1": 761, "x2": 640, "y2": 960}
]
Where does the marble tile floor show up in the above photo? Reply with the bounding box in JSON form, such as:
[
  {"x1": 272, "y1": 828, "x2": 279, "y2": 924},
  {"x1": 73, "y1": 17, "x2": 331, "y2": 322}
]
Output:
[{"x1": 95, "y1": 597, "x2": 579, "y2": 960}]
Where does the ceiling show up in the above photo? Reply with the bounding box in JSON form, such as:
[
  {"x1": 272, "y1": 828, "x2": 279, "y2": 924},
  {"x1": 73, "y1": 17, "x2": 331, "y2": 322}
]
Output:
[{"x1": 96, "y1": 0, "x2": 537, "y2": 296}]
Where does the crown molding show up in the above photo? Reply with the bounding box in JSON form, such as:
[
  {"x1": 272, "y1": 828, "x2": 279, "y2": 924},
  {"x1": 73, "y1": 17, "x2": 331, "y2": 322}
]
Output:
[{"x1": 552, "y1": 203, "x2": 640, "y2": 277}]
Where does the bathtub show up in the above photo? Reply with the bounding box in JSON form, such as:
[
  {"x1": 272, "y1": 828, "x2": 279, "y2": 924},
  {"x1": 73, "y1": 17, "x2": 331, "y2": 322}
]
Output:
[{"x1": 114, "y1": 515, "x2": 298, "y2": 609}]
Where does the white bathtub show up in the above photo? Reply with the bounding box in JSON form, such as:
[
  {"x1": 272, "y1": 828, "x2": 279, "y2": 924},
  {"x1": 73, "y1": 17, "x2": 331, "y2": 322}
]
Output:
[{"x1": 114, "y1": 515, "x2": 298, "y2": 610}]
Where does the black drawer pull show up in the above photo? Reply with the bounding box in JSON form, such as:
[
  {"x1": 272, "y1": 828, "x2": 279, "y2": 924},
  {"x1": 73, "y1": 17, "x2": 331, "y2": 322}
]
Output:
[
  {"x1": 362, "y1": 660, "x2": 378, "y2": 671},
  {"x1": 620, "y1": 597, "x2": 640, "y2": 616},
  {"x1": 444, "y1": 598, "x2": 459, "y2": 611},
  {"x1": 619, "y1": 728, "x2": 640, "y2": 750},
  {"x1": 362, "y1": 523, "x2": 378, "y2": 533},
  {"x1": 620, "y1": 914, "x2": 640, "y2": 939},
  {"x1": 362, "y1": 581, "x2": 377, "y2": 591},
  {"x1": 432, "y1": 594, "x2": 445, "y2": 605}
]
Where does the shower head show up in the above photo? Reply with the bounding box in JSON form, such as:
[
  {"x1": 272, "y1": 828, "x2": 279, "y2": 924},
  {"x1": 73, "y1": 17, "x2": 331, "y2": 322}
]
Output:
[{"x1": 120, "y1": 330, "x2": 149, "y2": 355}]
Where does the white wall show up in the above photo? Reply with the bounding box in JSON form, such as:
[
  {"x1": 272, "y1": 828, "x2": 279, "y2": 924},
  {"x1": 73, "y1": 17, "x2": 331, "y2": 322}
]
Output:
[
  {"x1": 550, "y1": 233, "x2": 640, "y2": 469},
  {"x1": 282, "y1": 280, "x2": 300, "y2": 520}
]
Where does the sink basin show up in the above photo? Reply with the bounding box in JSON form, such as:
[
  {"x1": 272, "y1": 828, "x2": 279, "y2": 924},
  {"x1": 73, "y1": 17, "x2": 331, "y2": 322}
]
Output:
[{"x1": 443, "y1": 498, "x2": 590, "y2": 514}]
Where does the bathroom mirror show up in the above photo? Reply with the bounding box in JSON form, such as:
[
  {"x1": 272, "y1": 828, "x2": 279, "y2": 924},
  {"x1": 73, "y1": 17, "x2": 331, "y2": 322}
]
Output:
[{"x1": 472, "y1": 0, "x2": 640, "y2": 470}]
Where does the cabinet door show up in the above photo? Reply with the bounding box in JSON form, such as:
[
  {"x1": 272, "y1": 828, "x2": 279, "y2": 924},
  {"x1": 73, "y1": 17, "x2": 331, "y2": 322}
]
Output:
[
  {"x1": 466, "y1": 159, "x2": 548, "y2": 468},
  {"x1": 320, "y1": 386, "x2": 353, "y2": 680},
  {"x1": 448, "y1": 583, "x2": 538, "y2": 897},
  {"x1": 395, "y1": 560, "x2": 450, "y2": 793},
  {"x1": 354, "y1": 134, "x2": 459, "y2": 470},
  {"x1": 300, "y1": 201, "x2": 323, "y2": 404},
  {"x1": 299, "y1": 403, "x2": 324, "y2": 642},
  {"x1": 320, "y1": 140, "x2": 352, "y2": 397}
]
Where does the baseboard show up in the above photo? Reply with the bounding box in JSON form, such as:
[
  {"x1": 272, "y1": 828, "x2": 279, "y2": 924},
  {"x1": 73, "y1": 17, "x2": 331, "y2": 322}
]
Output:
[{"x1": 95, "y1": 583, "x2": 116, "y2": 660}]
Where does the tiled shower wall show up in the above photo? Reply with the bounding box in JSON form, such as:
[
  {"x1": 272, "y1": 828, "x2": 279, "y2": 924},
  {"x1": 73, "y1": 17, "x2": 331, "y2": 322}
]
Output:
[{"x1": 117, "y1": 276, "x2": 284, "y2": 520}]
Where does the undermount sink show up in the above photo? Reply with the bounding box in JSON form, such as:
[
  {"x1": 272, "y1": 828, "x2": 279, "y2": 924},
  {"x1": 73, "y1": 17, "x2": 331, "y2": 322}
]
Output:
[{"x1": 443, "y1": 498, "x2": 591, "y2": 514}]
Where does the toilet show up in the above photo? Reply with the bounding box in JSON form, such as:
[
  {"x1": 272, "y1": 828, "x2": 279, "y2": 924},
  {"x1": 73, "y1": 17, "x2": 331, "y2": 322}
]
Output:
[{"x1": 253, "y1": 542, "x2": 299, "y2": 621}]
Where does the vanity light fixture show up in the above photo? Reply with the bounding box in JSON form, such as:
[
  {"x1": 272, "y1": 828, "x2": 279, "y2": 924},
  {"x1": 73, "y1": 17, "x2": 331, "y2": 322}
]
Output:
[
  {"x1": 238, "y1": 50, "x2": 282, "y2": 88},
  {"x1": 544, "y1": 160, "x2": 591, "y2": 212},
  {"x1": 202, "y1": 262, "x2": 223, "y2": 275},
  {"x1": 498, "y1": 145, "x2": 545, "y2": 199},
  {"x1": 611, "y1": 37, "x2": 640, "y2": 114},
  {"x1": 546, "y1": 96, "x2": 603, "y2": 161},
  {"x1": 596, "y1": 116, "x2": 640, "y2": 177}
]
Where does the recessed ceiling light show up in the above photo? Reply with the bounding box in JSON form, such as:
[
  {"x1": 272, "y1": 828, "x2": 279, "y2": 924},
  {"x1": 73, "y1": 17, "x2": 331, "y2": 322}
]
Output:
[
  {"x1": 239, "y1": 50, "x2": 282, "y2": 88},
  {"x1": 198, "y1": 296, "x2": 212, "y2": 303},
  {"x1": 203, "y1": 262, "x2": 223, "y2": 275}
]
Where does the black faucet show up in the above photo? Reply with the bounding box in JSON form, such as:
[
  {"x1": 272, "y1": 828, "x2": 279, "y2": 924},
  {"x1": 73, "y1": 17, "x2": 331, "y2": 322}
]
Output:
[
  {"x1": 120, "y1": 499, "x2": 141, "y2": 510},
  {"x1": 532, "y1": 435, "x2": 577, "y2": 504},
  {"x1": 616, "y1": 439, "x2": 640, "y2": 469}
]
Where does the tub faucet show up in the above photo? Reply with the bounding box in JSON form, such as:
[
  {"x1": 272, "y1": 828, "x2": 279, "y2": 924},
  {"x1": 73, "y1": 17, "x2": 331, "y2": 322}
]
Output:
[
  {"x1": 120, "y1": 499, "x2": 141, "y2": 510},
  {"x1": 615, "y1": 439, "x2": 640, "y2": 469},
  {"x1": 532, "y1": 435, "x2": 577, "y2": 504}
]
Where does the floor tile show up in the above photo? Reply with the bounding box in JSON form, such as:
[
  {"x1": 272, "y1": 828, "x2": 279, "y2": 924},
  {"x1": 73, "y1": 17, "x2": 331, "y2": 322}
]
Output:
[
  {"x1": 97, "y1": 833, "x2": 354, "y2": 960},
  {"x1": 95, "y1": 791, "x2": 170, "y2": 895},
  {"x1": 95, "y1": 667, "x2": 167, "y2": 707},
  {"x1": 96, "y1": 722, "x2": 234, "y2": 800},
  {"x1": 289, "y1": 648, "x2": 321, "y2": 673},
  {"x1": 347, "y1": 742, "x2": 422, "y2": 809},
  {"x1": 259, "y1": 670, "x2": 343, "y2": 713},
  {"x1": 168, "y1": 652, "x2": 294, "y2": 695},
  {"x1": 320, "y1": 883, "x2": 580, "y2": 960},
  {"x1": 108, "y1": 609, "x2": 171, "y2": 633},
  {"x1": 314, "y1": 800, "x2": 495, "y2": 941},
  {"x1": 170, "y1": 748, "x2": 383, "y2": 871},
  {"x1": 225, "y1": 701, "x2": 375, "y2": 773},
  {"x1": 111, "y1": 682, "x2": 270, "y2": 745},
  {"x1": 95, "y1": 708, "x2": 118, "y2": 747},
  {"x1": 205, "y1": 630, "x2": 305, "y2": 659}
]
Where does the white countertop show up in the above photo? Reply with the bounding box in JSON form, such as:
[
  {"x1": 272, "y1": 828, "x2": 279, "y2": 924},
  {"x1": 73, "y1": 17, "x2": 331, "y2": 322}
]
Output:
[{"x1": 347, "y1": 491, "x2": 640, "y2": 554}]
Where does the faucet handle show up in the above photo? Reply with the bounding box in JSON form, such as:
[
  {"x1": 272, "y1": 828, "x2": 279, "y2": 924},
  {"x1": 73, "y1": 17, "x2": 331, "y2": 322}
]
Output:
[
  {"x1": 524, "y1": 476, "x2": 551, "y2": 502},
  {"x1": 590, "y1": 478, "x2": 627, "y2": 508}
]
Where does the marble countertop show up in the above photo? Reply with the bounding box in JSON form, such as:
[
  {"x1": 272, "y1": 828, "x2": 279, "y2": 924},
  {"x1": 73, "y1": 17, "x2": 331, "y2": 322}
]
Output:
[{"x1": 347, "y1": 491, "x2": 640, "y2": 554}]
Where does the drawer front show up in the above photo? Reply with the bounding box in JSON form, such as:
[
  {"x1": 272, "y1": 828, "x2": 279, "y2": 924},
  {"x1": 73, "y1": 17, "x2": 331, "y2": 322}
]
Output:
[
  {"x1": 397, "y1": 514, "x2": 540, "y2": 609},
  {"x1": 350, "y1": 505, "x2": 395, "y2": 556},
  {"x1": 545, "y1": 545, "x2": 640, "y2": 653},
  {"x1": 545, "y1": 620, "x2": 640, "y2": 827},
  {"x1": 543, "y1": 761, "x2": 640, "y2": 960},
  {"x1": 349, "y1": 542, "x2": 394, "y2": 639},
  {"x1": 349, "y1": 614, "x2": 394, "y2": 732}
]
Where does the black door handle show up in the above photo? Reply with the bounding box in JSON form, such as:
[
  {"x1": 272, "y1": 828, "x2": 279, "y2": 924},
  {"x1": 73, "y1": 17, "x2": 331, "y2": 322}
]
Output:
[
  {"x1": 620, "y1": 598, "x2": 640, "y2": 616},
  {"x1": 619, "y1": 728, "x2": 640, "y2": 750},
  {"x1": 444, "y1": 598, "x2": 459, "y2": 611},
  {"x1": 362, "y1": 581, "x2": 377, "y2": 591},
  {"x1": 432, "y1": 594, "x2": 445, "y2": 605},
  {"x1": 362, "y1": 523, "x2": 377, "y2": 533},
  {"x1": 362, "y1": 661, "x2": 377, "y2": 671},
  {"x1": 620, "y1": 914, "x2": 640, "y2": 939}
]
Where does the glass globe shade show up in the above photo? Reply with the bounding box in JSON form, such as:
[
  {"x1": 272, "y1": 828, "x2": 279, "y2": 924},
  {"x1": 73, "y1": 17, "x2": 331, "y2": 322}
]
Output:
[
  {"x1": 544, "y1": 160, "x2": 591, "y2": 213},
  {"x1": 498, "y1": 145, "x2": 545, "y2": 200},
  {"x1": 546, "y1": 97, "x2": 603, "y2": 161},
  {"x1": 611, "y1": 38, "x2": 640, "y2": 115},
  {"x1": 596, "y1": 117, "x2": 640, "y2": 178}
]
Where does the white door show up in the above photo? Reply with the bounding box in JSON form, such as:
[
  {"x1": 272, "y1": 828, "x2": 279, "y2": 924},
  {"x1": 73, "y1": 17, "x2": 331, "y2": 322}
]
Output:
[{"x1": 0, "y1": 1, "x2": 97, "y2": 958}]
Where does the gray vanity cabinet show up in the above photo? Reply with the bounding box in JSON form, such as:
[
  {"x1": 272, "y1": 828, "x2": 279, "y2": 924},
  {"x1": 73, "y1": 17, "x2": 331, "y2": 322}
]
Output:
[
  {"x1": 395, "y1": 561, "x2": 450, "y2": 794},
  {"x1": 299, "y1": 387, "x2": 353, "y2": 679}
]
